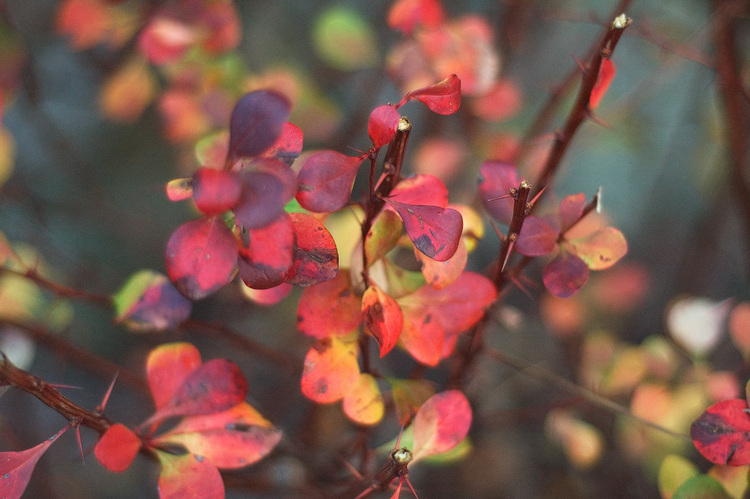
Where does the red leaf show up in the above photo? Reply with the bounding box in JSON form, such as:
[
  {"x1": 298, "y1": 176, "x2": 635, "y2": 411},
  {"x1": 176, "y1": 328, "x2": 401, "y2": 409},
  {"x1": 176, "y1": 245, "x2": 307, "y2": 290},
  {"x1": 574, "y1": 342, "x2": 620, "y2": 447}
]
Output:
[
  {"x1": 385, "y1": 199, "x2": 462, "y2": 262},
  {"x1": 297, "y1": 270, "x2": 362, "y2": 339},
  {"x1": 157, "y1": 452, "x2": 224, "y2": 499},
  {"x1": 477, "y1": 161, "x2": 521, "y2": 225},
  {"x1": 165, "y1": 217, "x2": 238, "y2": 300},
  {"x1": 285, "y1": 213, "x2": 339, "y2": 286},
  {"x1": 389, "y1": 174, "x2": 449, "y2": 208},
  {"x1": 191, "y1": 168, "x2": 241, "y2": 215},
  {"x1": 387, "y1": 0, "x2": 445, "y2": 34},
  {"x1": 399, "y1": 309, "x2": 446, "y2": 366},
  {"x1": 691, "y1": 399, "x2": 750, "y2": 465},
  {"x1": 543, "y1": 250, "x2": 590, "y2": 298},
  {"x1": 590, "y1": 58, "x2": 616, "y2": 110},
  {"x1": 515, "y1": 216, "x2": 558, "y2": 256},
  {"x1": 166, "y1": 178, "x2": 193, "y2": 202},
  {"x1": 145, "y1": 359, "x2": 249, "y2": 428},
  {"x1": 558, "y1": 193, "x2": 586, "y2": 232},
  {"x1": 147, "y1": 342, "x2": 202, "y2": 411},
  {"x1": 412, "y1": 390, "x2": 472, "y2": 461},
  {"x1": 94, "y1": 424, "x2": 141, "y2": 472},
  {"x1": 301, "y1": 337, "x2": 360, "y2": 403},
  {"x1": 238, "y1": 213, "x2": 294, "y2": 289},
  {"x1": 0, "y1": 426, "x2": 67, "y2": 499},
  {"x1": 402, "y1": 74, "x2": 461, "y2": 115},
  {"x1": 153, "y1": 403, "x2": 281, "y2": 469},
  {"x1": 296, "y1": 151, "x2": 364, "y2": 213},
  {"x1": 368, "y1": 105, "x2": 400, "y2": 148},
  {"x1": 227, "y1": 90, "x2": 291, "y2": 161},
  {"x1": 362, "y1": 284, "x2": 403, "y2": 357},
  {"x1": 260, "y1": 122, "x2": 303, "y2": 166}
]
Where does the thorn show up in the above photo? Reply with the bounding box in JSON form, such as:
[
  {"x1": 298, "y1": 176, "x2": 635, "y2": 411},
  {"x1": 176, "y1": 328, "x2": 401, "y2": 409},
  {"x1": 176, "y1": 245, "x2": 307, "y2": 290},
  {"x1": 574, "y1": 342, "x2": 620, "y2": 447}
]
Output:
[
  {"x1": 75, "y1": 424, "x2": 85, "y2": 465},
  {"x1": 587, "y1": 112, "x2": 611, "y2": 129},
  {"x1": 46, "y1": 383, "x2": 83, "y2": 390},
  {"x1": 490, "y1": 222, "x2": 506, "y2": 243},
  {"x1": 572, "y1": 54, "x2": 586, "y2": 72},
  {"x1": 97, "y1": 370, "x2": 119, "y2": 413},
  {"x1": 528, "y1": 185, "x2": 548, "y2": 207},
  {"x1": 405, "y1": 477, "x2": 419, "y2": 498}
]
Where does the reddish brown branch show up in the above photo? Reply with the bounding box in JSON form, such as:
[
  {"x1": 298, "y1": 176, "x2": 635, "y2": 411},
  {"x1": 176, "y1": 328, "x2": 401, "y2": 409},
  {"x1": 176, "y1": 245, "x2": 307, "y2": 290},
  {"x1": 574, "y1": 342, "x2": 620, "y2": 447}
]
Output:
[
  {"x1": 532, "y1": 13, "x2": 632, "y2": 196},
  {"x1": 712, "y1": 0, "x2": 750, "y2": 255},
  {"x1": 0, "y1": 352, "x2": 112, "y2": 434},
  {"x1": 0, "y1": 266, "x2": 113, "y2": 307}
]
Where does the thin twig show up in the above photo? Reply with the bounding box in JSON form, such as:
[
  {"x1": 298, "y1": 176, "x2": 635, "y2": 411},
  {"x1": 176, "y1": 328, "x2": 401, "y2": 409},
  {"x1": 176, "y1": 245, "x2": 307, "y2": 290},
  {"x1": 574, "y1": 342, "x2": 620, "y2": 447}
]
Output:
[{"x1": 484, "y1": 346, "x2": 690, "y2": 440}]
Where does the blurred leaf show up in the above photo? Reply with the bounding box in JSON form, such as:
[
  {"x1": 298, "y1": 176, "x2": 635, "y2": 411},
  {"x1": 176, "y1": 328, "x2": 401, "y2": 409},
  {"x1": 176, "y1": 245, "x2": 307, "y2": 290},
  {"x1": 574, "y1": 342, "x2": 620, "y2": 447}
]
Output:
[
  {"x1": 667, "y1": 296, "x2": 731, "y2": 357},
  {"x1": 658, "y1": 454, "x2": 700, "y2": 499},
  {"x1": 387, "y1": 0, "x2": 445, "y2": 34},
  {"x1": 516, "y1": 216, "x2": 558, "y2": 257},
  {"x1": 478, "y1": 161, "x2": 520, "y2": 225},
  {"x1": 166, "y1": 178, "x2": 193, "y2": 202},
  {"x1": 389, "y1": 378, "x2": 435, "y2": 426},
  {"x1": 56, "y1": 0, "x2": 113, "y2": 50},
  {"x1": 312, "y1": 7, "x2": 379, "y2": 71},
  {"x1": 261, "y1": 122, "x2": 303, "y2": 166},
  {"x1": 0, "y1": 128, "x2": 15, "y2": 188},
  {"x1": 672, "y1": 475, "x2": 731, "y2": 499},
  {"x1": 99, "y1": 56, "x2": 156, "y2": 123},
  {"x1": 113, "y1": 270, "x2": 192, "y2": 331},
  {"x1": 590, "y1": 59, "x2": 616, "y2": 110},
  {"x1": 569, "y1": 227, "x2": 627, "y2": 270}
]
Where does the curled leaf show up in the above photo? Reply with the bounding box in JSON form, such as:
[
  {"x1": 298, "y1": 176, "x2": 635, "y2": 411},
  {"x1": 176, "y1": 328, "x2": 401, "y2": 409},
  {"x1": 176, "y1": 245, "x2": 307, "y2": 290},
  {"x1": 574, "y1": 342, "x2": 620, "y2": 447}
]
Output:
[
  {"x1": 362, "y1": 284, "x2": 403, "y2": 357},
  {"x1": 402, "y1": 75, "x2": 461, "y2": 115}
]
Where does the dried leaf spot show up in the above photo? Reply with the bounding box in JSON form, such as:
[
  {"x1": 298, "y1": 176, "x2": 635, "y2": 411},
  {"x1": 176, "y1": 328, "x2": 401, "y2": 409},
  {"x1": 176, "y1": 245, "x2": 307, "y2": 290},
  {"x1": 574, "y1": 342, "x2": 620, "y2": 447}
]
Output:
[{"x1": 315, "y1": 378, "x2": 328, "y2": 394}]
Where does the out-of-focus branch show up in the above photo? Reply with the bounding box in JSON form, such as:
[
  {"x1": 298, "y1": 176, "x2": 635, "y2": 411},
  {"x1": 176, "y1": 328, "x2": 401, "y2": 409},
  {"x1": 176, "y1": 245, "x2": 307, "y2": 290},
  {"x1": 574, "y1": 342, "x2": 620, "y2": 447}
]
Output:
[{"x1": 713, "y1": 0, "x2": 750, "y2": 256}]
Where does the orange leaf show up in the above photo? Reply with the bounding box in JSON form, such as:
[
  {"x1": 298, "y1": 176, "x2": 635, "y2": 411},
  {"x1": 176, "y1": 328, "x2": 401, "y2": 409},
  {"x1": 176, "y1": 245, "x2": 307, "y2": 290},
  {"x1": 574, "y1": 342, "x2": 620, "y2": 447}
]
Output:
[
  {"x1": 301, "y1": 337, "x2": 359, "y2": 403},
  {"x1": 590, "y1": 58, "x2": 616, "y2": 110},
  {"x1": 412, "y1": 390, "x2": 472, "y2": 462},
  {"x1": 362, "y1": 284, "x2": 403, "y2": 357},
  {"x1": 146, "y1": 342, "x2": 202, "y2": 411},
  {"x1": 94, "y1": 424, "x2": 141, "y2": 472},
  {"x1": 343, "y1": 373, "x2": 385, "y2": 426},
  {"x1": 416, "y1": 237, "x2": 467, "y2": 289},
  {"x1": 99, "y1": 57, "x2": 156, "y2": 123},
  {"x1": 157, "y1": 452, "x2": 224, "y2": 499}
]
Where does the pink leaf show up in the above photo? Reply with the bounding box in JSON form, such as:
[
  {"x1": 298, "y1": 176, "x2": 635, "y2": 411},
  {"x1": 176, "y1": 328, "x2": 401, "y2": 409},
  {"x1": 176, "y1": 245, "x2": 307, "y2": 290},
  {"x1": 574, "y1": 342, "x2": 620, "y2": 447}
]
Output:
[
  {"x1": 146, "y1": 342, "x2": 202, "y2": 411},
  {"x1": 543, "y1": 250, "x2": 589, "y2": 298},
  {"x1": 389, "y1": 174, "x2": 449, "y2": 208},
  {"x1": 412, "y1": 390, "x2": 472, "y2": 461},
  {"x1": 165, "y1": 217, "x2": 238, "y2": 300},
  {"x1": 261, "y1": 122, "x2": 304, "y2": 166},
  {"x1": 477, "y1": 161, "x2": 521, "y2": 225},
  {"x1": 515, "y1": 216, "x2": 558, "y2": 256},
  {"x1": 385, "y1": 199, "x2": 462, "y2": 262},
  {"x1": 144, "y1": 359, "x2": 248, "y2": 428},
  {"x1": 0, "y1": 426, "x2": 68, "y2": 499},
  {"x1": 402, "y1": 75, "x2": 461, "y2": 115},
  {"x1": 368, "y1": 105, "x2": 400, "y2": 148},
  {"x1": 296, "y1": 151, "x2": 364, "y2": 213},
  {"x1": 558, "y1": 193, "x2": 586, "y2": 232},
  {"x1": 238, "y1": 213, "x2": 294, "y2": 289}
]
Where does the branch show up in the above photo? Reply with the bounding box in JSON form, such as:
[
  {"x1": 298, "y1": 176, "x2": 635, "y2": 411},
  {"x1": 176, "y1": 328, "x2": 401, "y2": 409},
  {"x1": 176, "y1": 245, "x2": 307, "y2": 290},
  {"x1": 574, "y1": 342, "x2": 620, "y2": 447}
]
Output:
[
  {"x1": 712, "y1": 0, "x2": 750, "y2": 256},
  {"x1": 0, "y1": 265, "x2": 113, "y2": 307},
  {"x1": 483, "y1": 346, "x2": 690, "y2": 441},
  {"x1": 0, "y1": 352, "x2": 112, "y2": 434},
  {"x1": 532, "y1": 13, "x2": 632, "y2": 197}
]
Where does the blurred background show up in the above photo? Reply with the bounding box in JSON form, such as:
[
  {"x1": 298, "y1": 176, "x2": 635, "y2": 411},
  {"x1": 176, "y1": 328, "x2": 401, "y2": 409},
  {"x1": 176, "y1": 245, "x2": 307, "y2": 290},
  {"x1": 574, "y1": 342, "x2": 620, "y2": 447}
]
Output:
[{"x1": 1, "y1": 0, "x2": 748, "y2": 497}]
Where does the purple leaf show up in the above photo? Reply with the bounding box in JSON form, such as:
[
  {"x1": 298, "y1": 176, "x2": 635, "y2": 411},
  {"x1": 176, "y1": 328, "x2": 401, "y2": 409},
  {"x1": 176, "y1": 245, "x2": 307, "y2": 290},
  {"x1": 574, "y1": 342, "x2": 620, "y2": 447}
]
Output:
[{"x1": 228, "y1": 90, "x2": 291, "y2": 161}]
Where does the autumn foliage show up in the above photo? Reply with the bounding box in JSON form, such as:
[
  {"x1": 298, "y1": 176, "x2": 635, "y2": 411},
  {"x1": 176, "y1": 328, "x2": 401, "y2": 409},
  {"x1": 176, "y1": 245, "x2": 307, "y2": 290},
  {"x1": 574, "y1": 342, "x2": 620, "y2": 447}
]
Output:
[{"x1": 1, "y1": 0, "x2": 748, "y2": 498}]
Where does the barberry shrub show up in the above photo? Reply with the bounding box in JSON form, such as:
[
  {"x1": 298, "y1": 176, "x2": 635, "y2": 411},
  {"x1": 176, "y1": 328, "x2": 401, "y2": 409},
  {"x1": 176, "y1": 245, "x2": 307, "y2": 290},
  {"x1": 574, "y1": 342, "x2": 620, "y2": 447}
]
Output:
[{"x1": 1, "y1": 1, "x2": 748, "y2": 498}]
